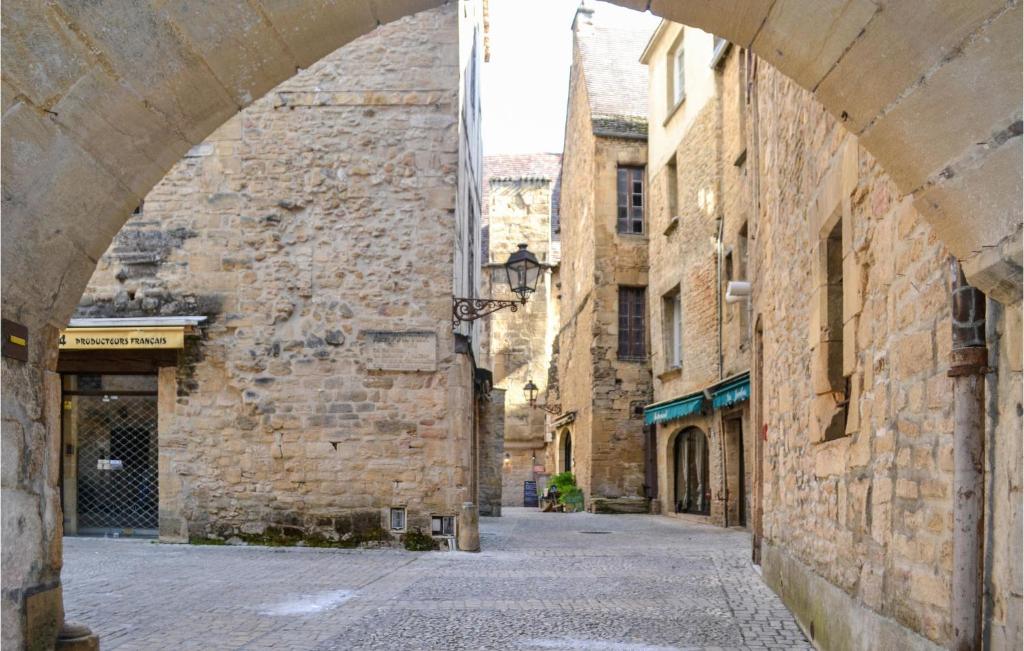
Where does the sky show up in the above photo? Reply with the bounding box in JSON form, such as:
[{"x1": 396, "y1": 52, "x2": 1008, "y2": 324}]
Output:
[{"x1": 481, "y1": 0, "x2": 658, "y2": 156}]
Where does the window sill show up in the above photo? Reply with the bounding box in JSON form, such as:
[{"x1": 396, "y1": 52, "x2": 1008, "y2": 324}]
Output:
[
  {"x1": 663, "y1": 95, "x2": 685, "y2": 126},
  {"x1": 657, "y1": 367, "x2": 682, "y2": 382},
  {"x1": 618, "y1": 356, "x2": 648, "y2": 363},
  {"x1": 663, "y1": 216, "x2": 679, "y2": 236},
  {"x1": 616, "y1": 232, "x2": 648, "y2": 241}
]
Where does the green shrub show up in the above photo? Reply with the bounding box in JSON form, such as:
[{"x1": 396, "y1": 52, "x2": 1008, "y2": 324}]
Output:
[
  {"x1": 549, "y1": 472, "x2": 584, "y2": 508},
  {"x1": 402, "y1": 528, "x2": 438, "y2": 551},
  {"x1": 550, "y1": 471, "x2": 577, "y2": 493}
]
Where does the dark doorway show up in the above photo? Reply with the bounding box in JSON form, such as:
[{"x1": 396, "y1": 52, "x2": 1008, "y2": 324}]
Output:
[
  {"x1": 724, "y1": 415, "x2": 746, "y2": 527},
  {"x1": 562, "y1": 430, "x2": 572, "y2": 473},
  {"x1": 673, "y1": 427, "x2": 710, "y2": 515},
  {"x1": 643, "y1": 425, "x2": 658, "y2": 499},
  {"x1": 63, "y1": 374, "x2": 159, "y2": 537},
  {"x1": 753, "y1": 318, "x2": 764, "y2": 563}
]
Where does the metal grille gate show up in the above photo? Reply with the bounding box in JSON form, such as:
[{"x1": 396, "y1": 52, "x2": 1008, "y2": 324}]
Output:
[{"x1": 74, "y1": 393, "x2": 158, "y2": 534}]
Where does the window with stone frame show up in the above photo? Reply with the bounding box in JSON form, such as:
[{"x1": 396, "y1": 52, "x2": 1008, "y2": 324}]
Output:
[
  {"x1": 618, "y1": 286, "x2": 647, "y2": 360},
  {"x1": 671, "y1": 43, "x2": 685, "y2": 107},
  {"x1": 617, "y1": 166, "x2": 645, "y2": 234},
  {"x1": 431, "y1": 515, "x2": 454, "y2": 536},
  {"x1": 809, "y1": 140, "x2": 862, "y2": 445},
  {"x1": 662, "y1": 287, "x2": 682, "y2": 370},
  {"x1": 665, "y1": 157, "x2": 678, "y2": 225},
  {"x1": 817, "y1": 214, "x2": 850, "y2": 442},
  {"x1": 390, "y1": 507, "x2": 406, "y2": 531}
]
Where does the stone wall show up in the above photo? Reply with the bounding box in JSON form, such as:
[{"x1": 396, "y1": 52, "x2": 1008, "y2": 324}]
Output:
[
  {"x1": 554, "y1": 40, "x2": 598, "y2": 494},
  {"x1": 748, "y1": 60, "x2": 1021, "y2": 649},
  {"x1": 555, "y1": 27, "x2": 653, "y2": 504},
  {"x1": 479, "y1": 171, "x2": 559, "y2": 506},
  {"x1": 984, "y1": 300, "x2": 1023, "y2": 649},
  {"x1": 477, "y1": 387, "x2": 504, "y2": 517},
  {"x1": 73, "y1": 5, "x2": 480, "y2": 544},
  {"x1": 588, "y1": 135, "x2": 651, "y2": 500},
  {"x1": 643, "y1": 35, "x2": 754, "y2": 528}
]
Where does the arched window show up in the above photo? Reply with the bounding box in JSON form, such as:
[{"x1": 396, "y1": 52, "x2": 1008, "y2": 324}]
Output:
[{"x1": 673, "y1": 427, "x2": 710, "y2": 515}]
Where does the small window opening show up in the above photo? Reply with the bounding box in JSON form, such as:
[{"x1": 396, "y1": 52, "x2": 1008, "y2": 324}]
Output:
[
  {"x1": 390, "y1": 507, "x2": 406, "y2": 531},
  {"x1": 662, "y1": 288, "x2": 681, "y2": 370},
  {"x1": 666, "y1": 158, "x2": 678, "y2": 221},
  {"x1": 823, "y1": 218, "x2": 849, "y2": 441},
  {"x1": 431, "y1": 515, "x2": 455, "y2": 536},
  {"x1": 618, "y1": 286, "x2": 647, "y2": 360},
  {"x1": 617, "y1": 167, "x2": 645, "y2": 235},
  {"x1": 672, "y1": 46, "x2": 685, "y2": 106}
]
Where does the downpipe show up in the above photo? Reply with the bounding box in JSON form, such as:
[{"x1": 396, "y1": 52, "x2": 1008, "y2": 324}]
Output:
[{"x1": 948, "y1": 258, "x2": 987, "y2": 651}]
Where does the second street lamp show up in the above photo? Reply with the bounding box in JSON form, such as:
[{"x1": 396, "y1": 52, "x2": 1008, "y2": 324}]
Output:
[
  {"x1": 452, "y1": 243, "x2": 542, "y2": 328},
  {"x1": 524, "y1": 379, "x2": 560, "y2": 415}
]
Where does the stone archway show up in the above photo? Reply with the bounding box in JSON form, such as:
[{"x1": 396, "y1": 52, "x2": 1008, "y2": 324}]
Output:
[{"x1": 2, "y1": 0, "x2": 1021, "y2": 647}]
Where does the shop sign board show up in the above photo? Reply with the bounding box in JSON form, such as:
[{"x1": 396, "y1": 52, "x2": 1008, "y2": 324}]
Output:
[{"x1": 59, "y1": 327, "x2": 186, "y2": 350}]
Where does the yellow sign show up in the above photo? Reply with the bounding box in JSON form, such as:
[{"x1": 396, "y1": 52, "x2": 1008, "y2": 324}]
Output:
[{"x1": 58, "y1": 327, "x2": 185, "y2": 350}]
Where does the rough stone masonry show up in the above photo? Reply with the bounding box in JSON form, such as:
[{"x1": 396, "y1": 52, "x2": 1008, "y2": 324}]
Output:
[{"x1": 71, "y1": 4, "x2": 487, "y2": 546}]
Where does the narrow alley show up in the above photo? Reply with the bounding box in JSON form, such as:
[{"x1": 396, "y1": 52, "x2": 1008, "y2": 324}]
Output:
[{"x1": 63, "y1": 509, "x2": 809, "y2": 650}]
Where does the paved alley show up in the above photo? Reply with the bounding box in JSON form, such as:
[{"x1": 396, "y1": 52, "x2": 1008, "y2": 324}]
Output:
[{"x1": 63, "y1": 509, "x2": 810, "y2": 650}]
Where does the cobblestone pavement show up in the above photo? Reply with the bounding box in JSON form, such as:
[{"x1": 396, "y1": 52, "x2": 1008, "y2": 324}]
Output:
[{"x1": 63, "y1": 509, "x2": 811, "y2": 650}]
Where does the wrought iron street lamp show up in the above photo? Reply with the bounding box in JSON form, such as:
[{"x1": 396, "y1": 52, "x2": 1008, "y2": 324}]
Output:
[
  {"x1": 523, "y1": 379, "x2": 560, "y2": 415},
  {"x1": 452, "y1": 243, "x2": 541, "y2": 328}
]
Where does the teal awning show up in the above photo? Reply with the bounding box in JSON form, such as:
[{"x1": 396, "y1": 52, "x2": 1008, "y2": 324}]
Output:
[
  {"x1": 644, "y1": 394, "x2": 703, "y2": 426},
  {"x1": 711, "y1": 373, "x2": 750, "y2": 409}
]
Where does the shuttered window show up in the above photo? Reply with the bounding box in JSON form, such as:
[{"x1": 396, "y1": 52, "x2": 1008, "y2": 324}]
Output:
[
  {"x1": 618, "y1": 287, "x2": 646, "y2": 360},
  {"x1": 617, "y1": 167, "x2": 645, "y2": 234}
]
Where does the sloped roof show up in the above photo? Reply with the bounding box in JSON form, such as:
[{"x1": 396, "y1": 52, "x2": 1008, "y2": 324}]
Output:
[
  {"x1": 481, "y1": 153, "x2": 563, "y2": 258},
  {"x1": 574, "y1": 2, "x2": 657, "y2": 138}
]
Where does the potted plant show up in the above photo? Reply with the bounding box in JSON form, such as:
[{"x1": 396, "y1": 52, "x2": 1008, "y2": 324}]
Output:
[{"x1": 549, "y1": 472, "x2": 584, "y2": 512}]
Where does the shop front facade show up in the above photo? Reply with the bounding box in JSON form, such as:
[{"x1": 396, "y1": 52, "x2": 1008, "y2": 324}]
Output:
[{"x1": 646, "y1": 373, "x2": 751, "y2": 527}]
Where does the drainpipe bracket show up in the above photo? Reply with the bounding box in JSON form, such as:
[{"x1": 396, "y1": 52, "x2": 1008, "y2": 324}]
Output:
[{"x1": 948, "y1": 347, "x2": 990, "y2": 377}]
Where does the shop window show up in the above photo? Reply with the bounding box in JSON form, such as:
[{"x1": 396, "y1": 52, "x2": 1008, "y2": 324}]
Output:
[
  {"x1": 673, "y1": 427, "x2": 710, "y2": 515},
  {"x1": 390, "y1": 507, "x2": 406, "y2": 531},
  {"x1": 618, "y1": 287, "x2": 646, "y2": 360},
  {"x1": 616, "y1": 166, "x2": 645, "y2": 234}
]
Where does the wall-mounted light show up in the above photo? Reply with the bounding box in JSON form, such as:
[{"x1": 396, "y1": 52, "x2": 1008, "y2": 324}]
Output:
[
  {"x1": 453, "y1": 243, "x2": 541, "y2": 328},
  {"x1": 524, "y1": 379, "x2": 560, "y2": 415}
]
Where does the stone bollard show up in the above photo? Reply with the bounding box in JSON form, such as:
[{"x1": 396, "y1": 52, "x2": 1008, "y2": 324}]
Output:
[
  {"x1": 56, "y1": 622, "x2": 99, "y2": 651},
  {"x1": 457, "y1": 502, "x2": 480, "y2": 552}
]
